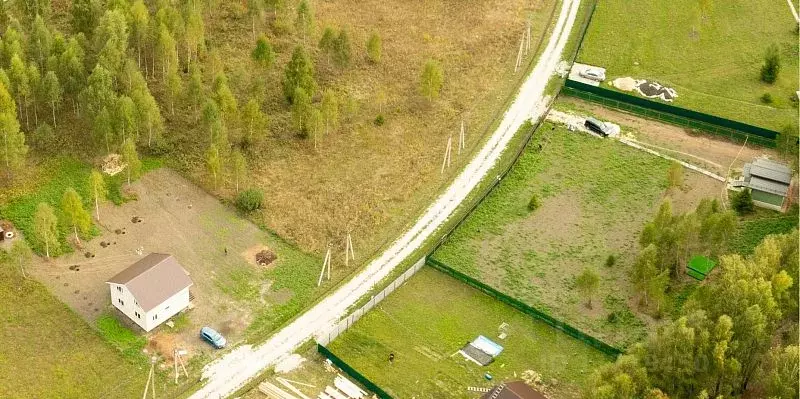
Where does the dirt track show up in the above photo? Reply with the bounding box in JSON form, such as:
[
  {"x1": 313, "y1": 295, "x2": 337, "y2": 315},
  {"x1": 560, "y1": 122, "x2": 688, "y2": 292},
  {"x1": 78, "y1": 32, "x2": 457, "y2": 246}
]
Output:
[{"x1": 189, "y1": 0, "x2": 584, "y2": 397}]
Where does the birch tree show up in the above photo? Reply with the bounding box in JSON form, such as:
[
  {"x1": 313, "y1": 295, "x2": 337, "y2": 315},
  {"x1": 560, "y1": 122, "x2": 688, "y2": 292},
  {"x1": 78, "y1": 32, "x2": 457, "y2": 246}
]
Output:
[
  {"x1": 41, "y1": 71, "x2": 61, "y2": 127},
  {"x1": 33, "y1": 202, "x2": 59, "y2": 258},
  {"x1": 88, "y1": 170, "x2": 106, "y2": 222},
  {"x1": 121, "y1": 137, "x2": 141, "y2": 185},
  {"x1": 61, "y1": 188, "x2": 92, "y2": 244}
]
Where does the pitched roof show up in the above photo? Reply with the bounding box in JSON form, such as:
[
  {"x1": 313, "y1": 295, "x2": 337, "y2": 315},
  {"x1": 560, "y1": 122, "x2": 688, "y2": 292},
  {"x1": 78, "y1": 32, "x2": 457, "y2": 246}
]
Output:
[
  {"x1": 746, "y1": 159, "x2": 793, "y2": 184},
  {"x1": 106, "y1": 253, "x2": 192, "y2": 312},
  {"x1": 750, "y1": 176, "x2": 790, "y2": 196},
  {"x1": 481, "y1": 381, "x2": 547, "y2": 399}
]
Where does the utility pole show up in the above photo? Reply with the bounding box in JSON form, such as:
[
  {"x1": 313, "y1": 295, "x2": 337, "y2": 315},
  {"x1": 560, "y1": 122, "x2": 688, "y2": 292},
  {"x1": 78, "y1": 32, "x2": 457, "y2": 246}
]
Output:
[
  {"x1": 345, "y1": 232, "x2": 355, "y2": 267},
  {"x1": 317, "y1": 245, "x2": 332, "y2": 286},
  {"x1": 440, "y1": 135, "x2": 453, "y2": 174}
]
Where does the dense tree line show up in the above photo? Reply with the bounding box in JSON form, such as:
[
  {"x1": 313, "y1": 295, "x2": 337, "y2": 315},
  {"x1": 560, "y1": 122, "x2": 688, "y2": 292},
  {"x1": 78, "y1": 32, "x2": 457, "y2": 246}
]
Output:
[{"x1": 586, "y1": 228, "x2": 799, "y2": 399}]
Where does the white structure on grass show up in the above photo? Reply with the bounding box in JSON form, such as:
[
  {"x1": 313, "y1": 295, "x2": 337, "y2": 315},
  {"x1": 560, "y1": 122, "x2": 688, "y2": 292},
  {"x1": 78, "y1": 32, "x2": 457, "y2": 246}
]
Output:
[{"x1": 106, "y1": 253, "x2": 193, "y2": 332}]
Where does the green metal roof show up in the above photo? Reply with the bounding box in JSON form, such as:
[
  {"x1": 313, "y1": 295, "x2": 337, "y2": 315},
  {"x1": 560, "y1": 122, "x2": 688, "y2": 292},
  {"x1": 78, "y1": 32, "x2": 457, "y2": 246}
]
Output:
[{"x1": 687, "y1": 255, "x2": 716, "y2": 275}]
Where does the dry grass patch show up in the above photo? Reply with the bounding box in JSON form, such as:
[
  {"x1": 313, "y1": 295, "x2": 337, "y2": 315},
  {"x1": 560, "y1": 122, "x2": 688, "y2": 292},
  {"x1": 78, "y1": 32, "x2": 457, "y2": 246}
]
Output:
[{"x1": 177, "y1": 0, "x2": 558, "y2": 263}]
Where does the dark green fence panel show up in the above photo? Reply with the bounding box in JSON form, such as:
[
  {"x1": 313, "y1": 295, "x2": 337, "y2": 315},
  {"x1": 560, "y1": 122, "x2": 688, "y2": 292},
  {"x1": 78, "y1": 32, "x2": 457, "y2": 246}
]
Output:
[
  {"x1": 426, "y1": 257, "x2": 622, "y2": 357},
  {"x1": 317, "y1": 344, "x2": 394, "y2": 399},
  {"x1": 562, "y1": 80, "x2": 779, "y2": 147}
]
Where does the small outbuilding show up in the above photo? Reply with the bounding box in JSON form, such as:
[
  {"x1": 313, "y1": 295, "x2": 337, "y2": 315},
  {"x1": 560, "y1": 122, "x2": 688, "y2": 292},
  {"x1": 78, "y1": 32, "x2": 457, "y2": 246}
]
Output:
[
  {"x1": 106, "y1": 253, "x2": 193, "y2": 332},
  {"x1": 737, "y1": 158, "x2": 793, "y2": 211},
  {"x1": 481, "y1": 381, "x2": 547, "y2": 399}
]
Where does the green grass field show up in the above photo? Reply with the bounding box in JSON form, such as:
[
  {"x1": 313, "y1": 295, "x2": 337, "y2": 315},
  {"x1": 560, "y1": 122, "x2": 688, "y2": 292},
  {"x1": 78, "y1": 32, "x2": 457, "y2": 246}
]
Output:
[
  {"x1": 431, "y1": 123, "x2": 692, "y2": 348},
  {"x1": 0, "y1": 252, "x2": 159, "y2": 398},
  {"x1": 729, "y1": 213, "x2": 799, "y2": 255},
  {"x1": 327, "y1": 267, "x2": 612, "y2": 398},
  {"x1": 578, "y1": 0, "x2": 799, "y2": 131}
]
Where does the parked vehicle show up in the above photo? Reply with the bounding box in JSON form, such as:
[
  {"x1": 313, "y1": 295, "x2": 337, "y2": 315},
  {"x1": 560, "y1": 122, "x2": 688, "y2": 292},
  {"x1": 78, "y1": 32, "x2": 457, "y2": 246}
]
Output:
[
  {"x1": 584, "y1": 118, "x2": 612, "y2": 137},
  {"x1": 200, "y1": 326, "x2": 227, "y2": 349},
  {"x1": 579, "y1": 68, "x2": 605, "y2": 82}
]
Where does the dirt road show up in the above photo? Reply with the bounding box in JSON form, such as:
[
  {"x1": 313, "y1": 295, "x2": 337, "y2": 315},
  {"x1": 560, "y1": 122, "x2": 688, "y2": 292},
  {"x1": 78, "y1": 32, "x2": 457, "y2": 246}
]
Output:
[{"x1": 189, "y1": 0, "x2": 583, "y2": 397}]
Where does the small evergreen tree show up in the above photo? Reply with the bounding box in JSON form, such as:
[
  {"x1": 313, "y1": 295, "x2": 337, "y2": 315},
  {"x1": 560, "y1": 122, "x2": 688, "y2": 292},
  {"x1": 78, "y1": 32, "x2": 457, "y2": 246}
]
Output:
[
  {"x1": 761, "y1": 44, "x2": 780, "y2": 84},
  {"x1": 332, "y1": 28, "x2": 351, "y2": 67},
  {"x1": 251, "y1": 35, "x2": 275, "y2": 68},
  {"x1": 731, "y1": 189, "x2": 754, "y2": 215}
]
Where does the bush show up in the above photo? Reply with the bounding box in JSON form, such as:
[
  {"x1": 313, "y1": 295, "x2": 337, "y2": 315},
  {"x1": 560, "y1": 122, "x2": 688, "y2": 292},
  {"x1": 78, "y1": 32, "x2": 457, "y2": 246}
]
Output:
[
  {"x1": 605, "y1": 254, "x2": 616, "y2": 267},
  {"x1": 760, "y1": 45, "x2": 780, "y2": 84},
  {"x1": 731, "y1": 189, "x2": 754, "y2": 215},
  {"x1": 527, "y1": 194, "x2": 540, "y2": 211},
  {"x1": 760, "y1": 93, "x2": 773, "y2": 104},
  {"x1": 374, "y1": 114, "x2": 385, "y2": 126},
  {"x1": 790, "y1": 92, "x2": 799, "y2": 108},
  {"x1": 235, "y1": 188, "x2": 264, "y2": 212},
  {"x1": 667, "y1": 162, "x2": 683, "y2": 188}
]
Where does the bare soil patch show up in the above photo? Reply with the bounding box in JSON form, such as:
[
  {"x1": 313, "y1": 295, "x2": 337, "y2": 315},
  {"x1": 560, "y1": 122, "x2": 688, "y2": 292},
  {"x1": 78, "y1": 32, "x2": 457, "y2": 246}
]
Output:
[
  {"x1": 559, "y1": 97, "x2": 780, "y2": 175},
  {"x1": 26, "y1": 169, "x2": 305, "y2": 355}
]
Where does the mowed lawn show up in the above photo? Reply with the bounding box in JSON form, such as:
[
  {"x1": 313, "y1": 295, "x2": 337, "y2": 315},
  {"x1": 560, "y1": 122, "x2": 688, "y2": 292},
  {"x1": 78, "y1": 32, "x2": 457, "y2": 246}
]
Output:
[
  {"x1": 327, "y1": 267, "x2": 612, "y2": 399},
  {"x1": 578, "y1": 0, "x2": 798, "y2": 130},
  {"x1": 0, "y1": 253, "x2": 149, "y2": 398},
  {"x1": 433, "y1": 123, "x2": 723, "y2": 348}
]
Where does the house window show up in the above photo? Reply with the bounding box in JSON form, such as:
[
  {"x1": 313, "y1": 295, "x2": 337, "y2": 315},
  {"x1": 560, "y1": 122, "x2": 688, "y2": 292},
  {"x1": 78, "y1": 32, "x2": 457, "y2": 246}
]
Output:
[
  {"x1": 117, "y1": 286, "x2": 122, "y2": 293},
  {"x1": 153, "y1": 314, "x2": 158, "y2": 321},
  {"x1": 118, "y1": 298, "x2": 124, "y2": 306},
  {"x1": 135, "y1": 312, "x2": 141, "y2": 319}
]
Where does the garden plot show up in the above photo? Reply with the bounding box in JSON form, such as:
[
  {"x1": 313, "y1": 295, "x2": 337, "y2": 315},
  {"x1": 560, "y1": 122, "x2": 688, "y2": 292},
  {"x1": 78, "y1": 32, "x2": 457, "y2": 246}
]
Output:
[
  {"x1": 327, "y1": 267, "x2": 612, "y2": 399},
  {"x1": 26, "y1": 168, "x2": 320, "y2": 356},
  {"x1": 432, "y1": 122, "x2": 724, "y2": 348},
  {"x1": 577, "y1": 0, "x2": 799, "y2": 130}
]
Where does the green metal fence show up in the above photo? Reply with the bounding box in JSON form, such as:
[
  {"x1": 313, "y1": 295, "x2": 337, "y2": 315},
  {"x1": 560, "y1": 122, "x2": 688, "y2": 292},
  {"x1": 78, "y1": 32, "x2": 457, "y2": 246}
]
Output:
[
  {"x1": 317, "y1": 344, "x2": 394, "y2": 399},
  {"x1": 426, "y1": 257, "x2": 623, "y2": 357},
  {"x1": 562, "y1": 80, "x2": 779, "y2": 148}
]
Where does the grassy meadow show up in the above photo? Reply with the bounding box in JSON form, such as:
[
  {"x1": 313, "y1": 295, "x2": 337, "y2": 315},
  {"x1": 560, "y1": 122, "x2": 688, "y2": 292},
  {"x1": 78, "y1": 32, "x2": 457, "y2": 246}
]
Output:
[
  {"x1": 327, "y1": 267, "x2": 613, "y2": 399},
  {"x1": 577, "y1": 0, "x2": 799, "y2": 131},
  {"x1": 432, "y1": 122, "x2": 725, "y2": 348}
]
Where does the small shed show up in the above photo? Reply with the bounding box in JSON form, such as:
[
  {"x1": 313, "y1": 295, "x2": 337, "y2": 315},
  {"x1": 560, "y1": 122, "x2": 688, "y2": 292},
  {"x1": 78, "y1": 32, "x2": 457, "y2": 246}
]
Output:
[
  {"x1": 106, "y1": 253, "x2": 193, "y2": 332},
  {"x1": 687, "y1": 255, "x2": 716, "y2": 281},
  {"x1": 481, "y1": 381, "x2": 547, "y2": 399},
  {"x1": 739, "y1": 159, "x2": 793, "y2": 211}
]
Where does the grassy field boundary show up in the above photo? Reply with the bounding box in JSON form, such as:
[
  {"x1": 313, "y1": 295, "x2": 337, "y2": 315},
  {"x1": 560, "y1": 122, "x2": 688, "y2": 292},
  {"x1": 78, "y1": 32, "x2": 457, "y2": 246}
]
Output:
[
  {"x1": 317, "y1": 344, "x2": 393, "y2": 399},
  {"x1": 562, "y1": 80, "x2": 779, "y2": 147},
  {"x1": 426, "y1": 257, "x2": 622, "y2": 357}
]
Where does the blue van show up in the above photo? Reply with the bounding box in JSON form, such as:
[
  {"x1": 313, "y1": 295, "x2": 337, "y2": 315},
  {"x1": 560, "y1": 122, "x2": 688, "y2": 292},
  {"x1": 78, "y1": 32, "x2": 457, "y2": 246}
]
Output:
[{"x1": 200, "y1": 326, "x2": 227, "y2": 349}]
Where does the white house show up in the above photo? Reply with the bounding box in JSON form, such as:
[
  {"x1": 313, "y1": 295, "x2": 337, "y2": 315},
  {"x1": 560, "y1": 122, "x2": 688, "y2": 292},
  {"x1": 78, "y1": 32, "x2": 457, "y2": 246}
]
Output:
[{"x1": 106, "y1": 253, "x2": 193, "y2": 332}]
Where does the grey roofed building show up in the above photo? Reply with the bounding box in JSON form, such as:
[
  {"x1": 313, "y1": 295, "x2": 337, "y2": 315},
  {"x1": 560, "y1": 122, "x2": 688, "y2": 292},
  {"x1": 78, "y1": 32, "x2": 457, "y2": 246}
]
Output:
[
  {"x1": 106, "y1": 253, "x2": 192, "y2": 312},
  {"x1": 740, "y1": 158, "x2": 794, "y2": 210}
]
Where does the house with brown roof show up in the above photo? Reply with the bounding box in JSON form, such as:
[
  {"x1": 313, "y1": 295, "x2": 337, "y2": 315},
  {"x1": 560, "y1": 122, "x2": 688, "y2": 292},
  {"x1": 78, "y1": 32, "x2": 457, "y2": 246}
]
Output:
[{"x1": 106, "y1": 253, "x2": 193, "y2": 332}]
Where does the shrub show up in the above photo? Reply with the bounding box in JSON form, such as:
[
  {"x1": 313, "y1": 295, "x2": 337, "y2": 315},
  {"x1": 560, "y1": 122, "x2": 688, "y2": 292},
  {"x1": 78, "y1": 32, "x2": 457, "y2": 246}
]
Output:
[
  {"x1": 790, "y1": 92, "x2": 799, "y2": 108},
  {"x1": 235, "y1": 188, "x2": 264, "y2": 212},
  {"x1": 527, "y1": 194, "x2": 540, "y2": 211},
  {"x1": 667, "y1": 162, "x2": 683, "y2": 188},
  {"x1": 374, "y1": 114, "x2": 385, "y2": 126},
  {"x1": 760, "y1": 45, "x2": 780, "y2": 84},
  {"x1": 760, "y1": 93, "x2": 773, "y2": 104},
  {"x1": 731, "y1": 189, "x2": 754, "y2": 215},
  {"x1": 605, "y1": 254, "x2": 616, "y2": 268}
]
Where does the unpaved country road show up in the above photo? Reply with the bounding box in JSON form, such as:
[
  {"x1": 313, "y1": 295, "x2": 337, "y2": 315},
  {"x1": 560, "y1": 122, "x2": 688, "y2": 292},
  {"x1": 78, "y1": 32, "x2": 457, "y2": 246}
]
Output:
[{"x1": 190, "y1": 1, "x2": 582, "y2": 397}]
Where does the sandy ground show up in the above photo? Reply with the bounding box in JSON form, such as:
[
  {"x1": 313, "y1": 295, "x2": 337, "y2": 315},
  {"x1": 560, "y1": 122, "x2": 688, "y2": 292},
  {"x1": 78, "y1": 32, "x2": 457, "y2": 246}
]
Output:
[
  {"x1": 27, "y1": 169, "x2": 279, "y2": 357},
  {"x1": 188, "y1": 0, "x2": 583, "y2": 397},
  {"x1": 558, "y1": 98, "x2": 779, "y2": 176}
]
